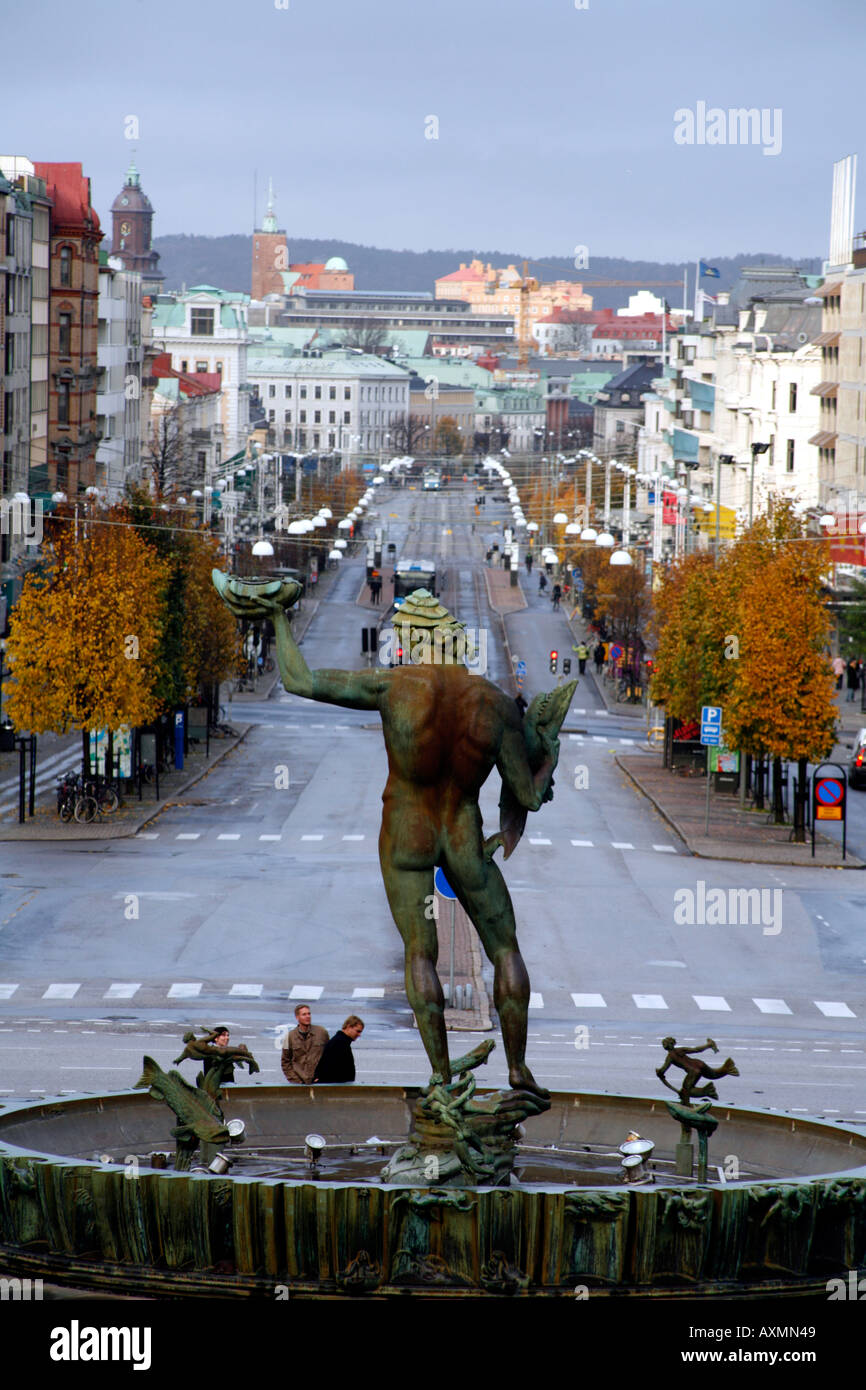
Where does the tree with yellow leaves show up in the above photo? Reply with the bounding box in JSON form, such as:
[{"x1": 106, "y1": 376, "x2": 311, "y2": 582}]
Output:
[{"x1": 5, "y1": 506, "x2": 169, "y2": 749}]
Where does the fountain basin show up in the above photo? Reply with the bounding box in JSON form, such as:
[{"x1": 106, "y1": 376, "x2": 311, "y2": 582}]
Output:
[{"x1": 1, "y1": 1086, "x2": 864, "y2": 1298}]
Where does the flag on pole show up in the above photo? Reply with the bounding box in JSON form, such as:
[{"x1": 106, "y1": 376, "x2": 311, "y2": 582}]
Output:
[
  {"x1": 701, "y1": 291, "x2": 717, "y2": 306},
  {"x1": 700, "y1": 260, "x2": 720, "y2": 279}
]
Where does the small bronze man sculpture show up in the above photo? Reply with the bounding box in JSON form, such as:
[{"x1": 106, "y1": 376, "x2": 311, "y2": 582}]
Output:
[
  {"x1": 656, "y1": 1036, "x2": 740, "y2": 1105},
  {"x1": 213, "y1": 574, "x2": 576, "y2": 1098}
]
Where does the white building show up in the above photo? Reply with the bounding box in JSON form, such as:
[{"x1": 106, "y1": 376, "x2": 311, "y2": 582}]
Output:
[
  {"x1": 151, "y1": 286, "x2": 251, "y2": 456},
  {"x1": 245, "y1": 346, "x2": 410, "y2": 461},
  {"x1": 96, "y1": 255, "x2": 142, "y2": 501}
]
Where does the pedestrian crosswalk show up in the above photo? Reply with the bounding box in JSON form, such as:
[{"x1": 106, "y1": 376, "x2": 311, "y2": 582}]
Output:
[
  {"x1": 133, "y1": 828, "x2": 680, "y2": 854},
  {"x1": 0, "y1": 980, "x2": 861, "y2": 1022}
]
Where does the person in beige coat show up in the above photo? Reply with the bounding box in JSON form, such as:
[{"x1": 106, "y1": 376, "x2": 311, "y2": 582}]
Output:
[{"x1": 281, "y1": 1004, "x2": 329, "y2": 1084}]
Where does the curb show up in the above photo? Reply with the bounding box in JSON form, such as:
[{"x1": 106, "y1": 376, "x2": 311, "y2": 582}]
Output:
[{"x1": 615, "y1": 754, "x2": 864, "y2": 869}]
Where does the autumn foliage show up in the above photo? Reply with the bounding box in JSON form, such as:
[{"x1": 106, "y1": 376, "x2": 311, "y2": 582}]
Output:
[
  {"x1": 5, "y1": 507, "x2": 168, "y2": 734},
  {"x1": 651, "y1": 504, "x2": 836, "y2": 763}
]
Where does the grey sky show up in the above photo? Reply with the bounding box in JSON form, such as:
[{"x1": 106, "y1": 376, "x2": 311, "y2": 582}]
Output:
[{"x1": 5, "y1": 0, "x2": 864, "y2": 262}]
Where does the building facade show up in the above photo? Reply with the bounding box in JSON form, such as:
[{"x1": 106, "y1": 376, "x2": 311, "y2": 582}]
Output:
[
  {"x1": 245, "y1": 347, "x2": 410, "y2": 460},
  {"x1": 151, "y1": 286, "x2": 250, "y2": 457},
  {"x1": 435, "y1": 259, "x2": 592, "y2": 337},
  {"x1": 96, "y1": 253, "x2": 142, "y2": 501},
  {"x1": 34, "y1": 161, "x2": 102, "y2": 498}
]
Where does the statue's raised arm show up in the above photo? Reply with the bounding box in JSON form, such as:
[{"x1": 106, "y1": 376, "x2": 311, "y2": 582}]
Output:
[{"x1": 212, "y1": 571, "x2": 390, "y2": 711}]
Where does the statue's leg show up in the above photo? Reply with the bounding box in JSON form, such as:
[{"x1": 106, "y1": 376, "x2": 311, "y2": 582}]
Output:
[
  {"x1": 380, "y1": 864, "x2": 451, "y2": 1083},
  {"x1": 446, "y1": 851, "x2": 547, "y2": 1099}
]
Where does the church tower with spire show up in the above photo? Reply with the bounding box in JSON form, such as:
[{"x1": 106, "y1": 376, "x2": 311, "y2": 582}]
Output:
[
  {"x1": 251, "y1": 179, "x2": 289, "y2": 300},
  {"x1": 110, "y1": 158, "x2": 164, "y2": 295}
]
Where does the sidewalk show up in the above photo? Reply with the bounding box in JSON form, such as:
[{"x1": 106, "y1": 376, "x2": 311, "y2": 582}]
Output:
[
  {"x1": 617, "y1": 754, "x2": 863, "y2": 868},
  {"x1": 0, "y1": 724, "x2": 251, "y2": 841}
]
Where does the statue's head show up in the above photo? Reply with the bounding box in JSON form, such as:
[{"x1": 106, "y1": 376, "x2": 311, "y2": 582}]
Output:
[{"x1": 393, "y1": 589, "x2": 476, "y2": 667}]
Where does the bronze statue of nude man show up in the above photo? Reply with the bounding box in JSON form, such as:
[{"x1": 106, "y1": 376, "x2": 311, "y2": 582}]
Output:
[{"x1": 213, "y1": 574, "x2": 577, "y2": 1099}]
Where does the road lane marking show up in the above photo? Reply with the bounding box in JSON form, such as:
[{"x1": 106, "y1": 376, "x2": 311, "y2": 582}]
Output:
[
  {"x1": 611, "y1": 842, "x2": 634, "y2": 849},
  {"x1": 343, "y1": 834, "x2": 365, "y2": 841},
  {"x1": 352, "y1": 988, "x2": 384, "y2": 998},
  {"x1": 693, "y1": 996, "x2": 731, "y2": 1011},
  {"x1": 176, "y1": 833, "x2": 200, "y2": 840},
  {"x1": 529, "y1": 837, "x2": 552, "y2": 845},
  {"x1": 290, "y1": 985, "x2": 323, "y2": 1000},
  {"x1": 571, "y1": 993, "x2": 606, "y2": 1008},
  {"x1": 529, "y1": 992, "x2": 544, "y2": 1009},
  {"x1": 259, "y1": 834, "x2": 282, "y2": 841},
  {"x1": 571, "y1": 839, "x2": 594, "y2": 847},
  {"x1": 0, "y1": 985, "x2": 19, "y2": 999},
  {"x1": 753, "y1": 998, "x2": 792, "y2": 1014},
  {"x1": 104, "y1": 984, "x2": 141, "y2": 1000},
  {"x1": 815, "y1": 1001, "x2": 856, "y2": 1018},
  {"x1": 218, "y1": 833, "x2": 241, "y2": 841},
  {"x1": 633, "y1": 994, "x2": 667, "y2": 1009},
  {"x1": 230, "y1": 984, "x2": 263, "y2": 996},
  {"x1": 653, "y1": 844, "x2": 676, "y2": 853},
  {"x1": 301, "y1": 834, "x2": 324, "y2": 841},
  {"x1": 168, "y1": 983, "x2": 202, "y2": 998},
  {"x1": 43, "y1": 984, "x2": 80, "y2": 999}
]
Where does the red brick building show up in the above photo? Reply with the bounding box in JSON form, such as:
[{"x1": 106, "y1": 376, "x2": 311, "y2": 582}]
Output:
[{"x1": 34, "y1": 162, "x2": 103, "y2": 495}]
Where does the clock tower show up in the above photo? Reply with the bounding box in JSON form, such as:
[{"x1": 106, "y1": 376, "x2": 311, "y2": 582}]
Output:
[{"x1": 110, "y1": 158, "x2": 164, "y2": 295}]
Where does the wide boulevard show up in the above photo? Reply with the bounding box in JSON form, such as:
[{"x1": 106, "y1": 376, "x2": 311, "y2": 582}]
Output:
[{"x1": 1, "y1": 478, "x2": 865, "y2": 1141}]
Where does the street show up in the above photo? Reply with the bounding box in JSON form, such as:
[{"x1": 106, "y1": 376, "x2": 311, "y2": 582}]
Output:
[{"x1": 1, "y1": 480, "x2": 865, "y2": 1131}]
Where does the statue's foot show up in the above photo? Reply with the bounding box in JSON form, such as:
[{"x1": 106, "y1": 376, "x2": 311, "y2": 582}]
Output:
[{"x1": 508, "y1": 1064, "x2": 550, "y2": 1101}]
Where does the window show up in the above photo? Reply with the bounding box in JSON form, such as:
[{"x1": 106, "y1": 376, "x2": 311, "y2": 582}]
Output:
[
  {"x1": 57, "y1": 380, "x2": 70, "y2": 425},
  {"x1": 5, "y1": 277, "x2": 14, "y2": 314},
  {"x1": 58, "y1": 312, "x2": 72, "y2": 357},
  {"x1": 314, "y1": 410, "x2": 321, "y2": 423},
  {"x1": 313, "y1": 432, "x2": 320, "y2": 446},
  {"x1": 215, "y1": 443, "x2": 222, "y2": 465},
  {"x1": 59, "y1": 246, "x2": 72, "y2": 287},
  {"x1": 786, "y1": 439, "x2": 795, "y2": 472},
  {"x1": 788, "y1": 383, "x2": 797, "y2": 413},
  {"x1": 328, "y1": 411, "x2": 336, "y2": 424},
  {"x1": 329, "y1": 386, "x2": 336, "y2": 399},
  {"x1": 4, "y1": 336, "x2": 13, "y2": 374},
  {"x1": 216, "y1": 361, "x2": 223, "y2": 375},
  {"x1": 314, "y1": 385, "x2": 322, "y2": 399},
  {"x1": 181, "y1": 360, "x2": 188, "y2": 372},
  {"x1": 300, "y1": 386, "x2": 307, "y2": 399},
  {"x1": 284, "y1": 410, "x2": 292, "y2": 423},
  {"x1": 196, "y1": 361, "x2": 208, "y2": 373},
  {"x1": 269, "y1": 384, "x2": 276, "y2": 398},
  {"x1": 5, "y1": 216, "x2": 13, "y2": 256},
  {"x1": 197, "y1": 451, "x2": 207, "y2": 470},
  {"x1": 268, "y1": 409, "x2": 275, "y2": 422},
  {"x1": 344, "y1": 387, "x2": 351, "y2": 399},
  {"x1": 284, "y1": 384, "x2": 292, "y2": 397},
  {"x1": 299, "y1": 410, "x2": 307, "y2": 423},
  {"x1": 328, "y1": 433, "x2": 335, "y2": 446},
  {"x1": 190, "y1": 307, "x2": 214, "y2": 336},
  {"x1": 343, "y1": 411, "x2": 350, "y2": 424}
]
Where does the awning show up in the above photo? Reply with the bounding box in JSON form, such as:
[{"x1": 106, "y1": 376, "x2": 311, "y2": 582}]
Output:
[
  {"x1": 816, "y1": 282, "x2": 842, "y2": 298},
  {"x1": 809, "y1": 431, "x2": 838, "y2": 447},
  {"x1": 672, "y1": 427, "x2": 700, "y2": 463},
  {"x1": 687, "y1": 379, "x2": 715, "y2": 411},
  {"x1": 813, "y1": 332, "x2": 841, "y2": 346},
  {"x1": 810, "y1": 381, "x2": 838, "y2": 397}
]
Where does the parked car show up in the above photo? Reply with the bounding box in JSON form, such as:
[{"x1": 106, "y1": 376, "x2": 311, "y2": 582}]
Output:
[{"x1": 848, "y1": 728, "x2": 866, "y2": 789}]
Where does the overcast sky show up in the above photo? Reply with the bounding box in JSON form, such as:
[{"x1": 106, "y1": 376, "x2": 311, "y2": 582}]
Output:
[{"x1": 5, "y1": 0, "x2": 864, "y2": 263}]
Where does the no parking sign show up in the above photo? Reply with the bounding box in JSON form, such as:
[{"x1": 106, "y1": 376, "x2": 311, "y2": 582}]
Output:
[{"x1": 811, "y1": 763, "x2": 847, "y2": 860}]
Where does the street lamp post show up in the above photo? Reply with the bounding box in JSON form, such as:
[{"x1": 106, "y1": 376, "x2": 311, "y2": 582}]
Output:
[
  {"x1": 749, "y1": 442, "x2": 770, "y2": 526},
  {"x1": 715, "y1": 454, "x2": 735, "y2": 558}
]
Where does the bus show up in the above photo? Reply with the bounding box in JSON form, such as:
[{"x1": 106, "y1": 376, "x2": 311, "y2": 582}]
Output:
[
  {"x1": 422, "y1": 468, "x2": 441, "y2": 491},
  {"x1": 393, "y1": 557, "x2": 437, "y2": 602}
]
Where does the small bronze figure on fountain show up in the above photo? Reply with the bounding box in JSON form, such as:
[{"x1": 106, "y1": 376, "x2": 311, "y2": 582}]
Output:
[{"x1": 656, "y1": 1036, "x2": 739, "y2": 1105}]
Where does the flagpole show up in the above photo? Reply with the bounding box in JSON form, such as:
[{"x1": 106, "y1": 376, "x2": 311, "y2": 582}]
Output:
[
  {"x1": 694, "y1": 259, "x2": 700, "y2": 323},
  {"x1": 682, "y1": 265, "x2": 687, "y2": 319}
]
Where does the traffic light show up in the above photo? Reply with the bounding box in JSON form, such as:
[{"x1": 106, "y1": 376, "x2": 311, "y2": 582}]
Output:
[
  {"x1": 562, "y1": 658, "x2": 572, "y2": 675},
  {"x1": 549, "y1": 650, "x2": 558, "y2": 674}
]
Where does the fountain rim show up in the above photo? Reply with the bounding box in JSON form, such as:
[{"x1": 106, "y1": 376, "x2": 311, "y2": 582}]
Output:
[{"x1": 2, "y1": 1084, "x2": 866, "y2": 1192}]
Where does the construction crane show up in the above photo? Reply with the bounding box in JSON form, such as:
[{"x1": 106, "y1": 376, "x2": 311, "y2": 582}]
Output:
[{"x1": 514, "y1": 259, "x2": 540, "y2": 369}]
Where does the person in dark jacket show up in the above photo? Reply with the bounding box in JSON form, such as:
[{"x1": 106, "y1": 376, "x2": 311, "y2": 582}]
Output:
[
  {"x1": 846, "y1": 658, "x2": 860, "y2": 703},
  {"x1": 315, "y1": 1015, "x2": 364, "y2": 1083}
]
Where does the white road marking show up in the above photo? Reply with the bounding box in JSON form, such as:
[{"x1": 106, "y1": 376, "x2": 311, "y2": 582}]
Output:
[
  {"x1": 571, "y1": 839, "x2": 594, "y2": 847},
  {"x1": 342, "y1": 834, "x2": 365, "y2": 841},
  {"x1": 653, "y1": 844, "x2": 676, "y2": 853},
  {"x1": 137, "y1": 832, "x2": 159, "y2": 839},
  {"x1": 353, "y1": 988, "x2": 385, "y2": 998},
  {"x1": 259, "y1": 834, "x2": 282, "y2": 841},
  {"x1": 176, "y1": 833, "x2": 200, "y2": 840},
  {"x1": 218, "y1": 833, "x2": 241, "y2": 841},
  {"x1": 301, "y1": 834, "x2": 324, "y2": 841},
  {"x1": 230, "y1": 984, "x2": 263, "y2": 997},
  {"x1": 43, "y1": 984, "x2": 80, "y2": 999},
  {"x1": 290, "y1": 985, "x2": 323, "y2": 1000},
  {"x1": 753, "y1": 998, "x2": 792, "y2": 1015},
  {"x1": 0, "y1": 985, "x2": 19, "y2": 999},
  {"x1": 104, "y1": 984, "x2": 141, "y2": 1000},
  {"x1": 619, "y1": 738, "x2": 634, "y2": 745},
  {"x1": 529, "y1": 992, "x2": 544, "y2": 1009},
  {"x1": 611, "y1": 842, "x2": 634, "y2": 849},
  {"x1": 693, "y1": 995, "x2": 731, "y2": 1011},
  {"x1": 571, "y1": 993, "x2": 606, "y2": 1008},
  {"x1": 815, "y1": 1001, "x2": 856, "y2": 1018},
  {"x1": 168, "y1": 983, "x2": 202, "y2": 998},
  {"x1": 633, "y1": 994, "x2": 668, "y2": 1009},
  {"x1": 529, "y1": 837, "x2": 552, "y2": 845}
]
